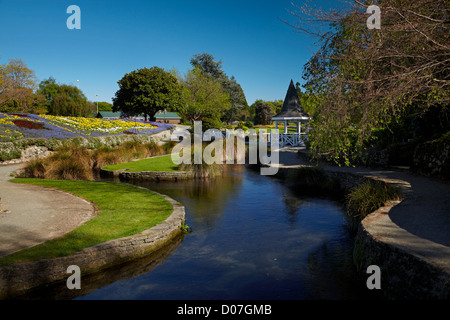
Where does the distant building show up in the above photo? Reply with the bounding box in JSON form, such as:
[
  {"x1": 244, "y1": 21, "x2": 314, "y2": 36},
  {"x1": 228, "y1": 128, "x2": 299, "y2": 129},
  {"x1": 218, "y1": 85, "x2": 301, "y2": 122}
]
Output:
[
  {"x1": 96, "y1": 111, "x2": 122, "y2": 120},
  {"x1": 154, "y1": 111, "x2": 181, "y2": 124}
]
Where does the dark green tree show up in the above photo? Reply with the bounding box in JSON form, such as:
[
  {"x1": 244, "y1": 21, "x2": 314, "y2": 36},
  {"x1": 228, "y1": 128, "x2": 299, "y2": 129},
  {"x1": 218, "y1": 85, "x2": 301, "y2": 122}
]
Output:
[
  {"x1": 38, "y1": 77, "x2": 93, "y2": 116},
  {"x1": 113, "y1": 66, "x2": 184, "y2": 120},
  {"x1": 190, "y1": 53, "x2": 226, "y2": 79},
  {"x1": 253, "y1": 101, "x2": 273, "y2": 125}
]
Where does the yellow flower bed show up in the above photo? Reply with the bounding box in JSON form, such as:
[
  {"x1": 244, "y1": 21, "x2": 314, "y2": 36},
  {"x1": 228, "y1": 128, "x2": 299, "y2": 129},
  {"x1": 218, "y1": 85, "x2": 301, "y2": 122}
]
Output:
[{"x1": 40, "y1": 115, "x2": 157, "y2": 134}]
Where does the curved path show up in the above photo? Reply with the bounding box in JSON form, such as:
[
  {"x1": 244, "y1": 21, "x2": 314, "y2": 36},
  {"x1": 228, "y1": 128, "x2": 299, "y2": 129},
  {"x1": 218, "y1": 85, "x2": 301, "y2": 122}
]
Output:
[
  {"x1": 0, "y1": 164, "x2": 96, "y2": 257},
  {"x1": 277, "y1": 147, "x2": 450, "y2": 275}
]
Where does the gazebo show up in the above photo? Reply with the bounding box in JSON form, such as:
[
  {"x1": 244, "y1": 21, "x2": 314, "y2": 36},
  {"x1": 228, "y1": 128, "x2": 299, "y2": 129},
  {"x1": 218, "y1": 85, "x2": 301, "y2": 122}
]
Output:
[{"x1": 271, "y1": 80, "x2": 310, "y2": 147}]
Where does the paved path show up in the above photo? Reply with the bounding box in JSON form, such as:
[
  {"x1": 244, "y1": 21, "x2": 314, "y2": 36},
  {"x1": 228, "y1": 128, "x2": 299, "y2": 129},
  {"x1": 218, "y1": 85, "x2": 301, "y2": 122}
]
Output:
[
  {"x1": 276, "y1": 147, "x2": 450, "y2": 274},
  {"x1": 0, "y1": 164, "x2": 96, "y2": 257}
]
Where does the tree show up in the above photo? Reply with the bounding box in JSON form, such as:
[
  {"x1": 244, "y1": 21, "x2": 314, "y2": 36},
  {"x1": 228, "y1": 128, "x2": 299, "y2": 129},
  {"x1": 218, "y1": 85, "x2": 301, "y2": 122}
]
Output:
[
  {"x1": 113, "y1": 66, "x2": 184, "y2": 120},
  {"x1": 250, "y1": 99, "x2": 283, "y2": 120},
  {"x1": 190, "y1": 53, "x2": 226, "y2": 79},
  {"x1": 94, "y1": 102, "x2": 113, "y2": 111},
  {"x1": 181, "y1": 67, "x2": 231, "y2": 124},
  {"x1": 253, "y1": 101, "x2": 273, "y2": 125},
  {"x1": 38, "y1": 77, "x2": 93, "y2": 116},
  {"x1": 190, "y1": 53, "x2": 248, "y2": 124},
  {"x1": 221, "y1": 76, "x2": 249, "y2": 124},
  {"x1": 285, "y1": 0, "x2": 449, "y2": 164},
  {"x1": 0, "y1": 58, "x2": 45, "y2": 113}
]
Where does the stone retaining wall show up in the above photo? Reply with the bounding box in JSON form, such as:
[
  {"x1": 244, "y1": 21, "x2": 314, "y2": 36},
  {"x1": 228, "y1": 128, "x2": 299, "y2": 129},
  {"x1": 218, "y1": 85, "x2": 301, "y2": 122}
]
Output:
[
  {"x1": 354, "y1": 211, "x2": 450, "y2": 299},
  {"x1": 0, "y1": 191, "x2": 186, "y2": 300},
  {"x1": 100, "y1": 168, "x2": 195, "y2": 181},
  {"x1": 276, "y1": 163, "x2": 449, "y2": 299}
]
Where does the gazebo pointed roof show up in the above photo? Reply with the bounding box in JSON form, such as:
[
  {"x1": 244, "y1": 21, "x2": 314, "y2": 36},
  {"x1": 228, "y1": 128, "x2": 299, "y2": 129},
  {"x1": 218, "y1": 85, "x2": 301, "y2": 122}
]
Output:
[{"x1": 273, "y1": 80, "x2": 310, "y2": 119}]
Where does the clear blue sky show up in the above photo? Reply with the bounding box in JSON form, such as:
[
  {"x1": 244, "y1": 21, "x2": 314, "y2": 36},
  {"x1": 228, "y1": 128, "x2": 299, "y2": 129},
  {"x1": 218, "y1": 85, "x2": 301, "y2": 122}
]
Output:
[{"x1": 0, "y1": 0, "x2": 334, "y2": 106}]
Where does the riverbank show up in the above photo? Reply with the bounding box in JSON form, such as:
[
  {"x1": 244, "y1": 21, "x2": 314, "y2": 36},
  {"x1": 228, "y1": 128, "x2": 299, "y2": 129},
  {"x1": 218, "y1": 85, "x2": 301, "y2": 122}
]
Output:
[
  {"x1": 0, "y1": 164, "x2": 186, "y2": 299},
  {"x1": 274, "y1": 147, "x2": 450, "y2": 299}
]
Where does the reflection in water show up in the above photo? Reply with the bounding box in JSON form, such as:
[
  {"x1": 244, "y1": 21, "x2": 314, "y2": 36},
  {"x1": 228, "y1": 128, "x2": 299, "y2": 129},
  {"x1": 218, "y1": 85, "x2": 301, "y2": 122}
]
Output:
[
  {"x1": 14, "y1": 234, "x2": 185, "y2": 300},
  {"x1": 72, "y1": 167, "x2": 381, "y2": 300}
]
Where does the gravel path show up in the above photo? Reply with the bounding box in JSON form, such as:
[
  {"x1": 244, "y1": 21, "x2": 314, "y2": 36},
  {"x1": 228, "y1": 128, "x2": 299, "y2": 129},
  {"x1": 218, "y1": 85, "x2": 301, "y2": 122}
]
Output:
[{"x1": 0, "y1": 164, "x2": 96, "y2": 257}]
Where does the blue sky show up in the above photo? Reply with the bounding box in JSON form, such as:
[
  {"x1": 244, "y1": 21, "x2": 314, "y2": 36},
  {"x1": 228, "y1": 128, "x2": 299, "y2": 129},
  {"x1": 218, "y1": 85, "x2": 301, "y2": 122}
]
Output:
[{"x1": 0, "y1": 0, "x2": 334, "y2": 105}]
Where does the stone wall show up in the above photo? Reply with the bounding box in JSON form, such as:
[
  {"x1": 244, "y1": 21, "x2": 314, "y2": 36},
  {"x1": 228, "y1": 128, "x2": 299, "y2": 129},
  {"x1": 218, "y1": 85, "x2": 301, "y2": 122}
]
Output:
[
  {"x1": 0, "y1": 128, "x2": 176, "y2": 164},
  {"x1": 354, "y1": 218, "x2": 450, "y2": 299},
  {"x1": 0, "y1": 191, "x2": 186, "y2": 300},
  {"x1": 276, "y1": 161, "x2": 450, "y2": 299},
  {"x1": 100, "y1": 168, "x2": 195, "y2": 181}
]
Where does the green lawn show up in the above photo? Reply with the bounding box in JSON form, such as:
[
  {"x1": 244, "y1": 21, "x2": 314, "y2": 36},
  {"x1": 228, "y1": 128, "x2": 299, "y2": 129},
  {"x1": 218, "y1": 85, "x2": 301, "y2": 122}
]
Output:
[
  {"x1": 103, "y1": 154, "x2": 179, "y2": 172},
  {"x1": 0, "y1": 179, "x2": 173, "y2": 266}
]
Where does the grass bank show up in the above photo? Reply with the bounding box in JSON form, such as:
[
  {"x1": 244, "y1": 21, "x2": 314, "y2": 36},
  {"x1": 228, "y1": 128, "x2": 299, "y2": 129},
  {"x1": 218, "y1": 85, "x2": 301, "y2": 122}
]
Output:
[
  {"x1": 0, "y1": 179, "x2": 173, "y2": 266},
  {"x1": 103, "y1": 154, "x2": 179, "y2": 172}
]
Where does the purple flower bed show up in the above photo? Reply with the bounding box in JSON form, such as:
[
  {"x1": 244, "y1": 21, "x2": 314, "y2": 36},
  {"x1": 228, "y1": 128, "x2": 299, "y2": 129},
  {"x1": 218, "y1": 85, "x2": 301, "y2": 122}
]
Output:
[{"x1": 0, "y1": 113, "x2": 174, "y2": 142}]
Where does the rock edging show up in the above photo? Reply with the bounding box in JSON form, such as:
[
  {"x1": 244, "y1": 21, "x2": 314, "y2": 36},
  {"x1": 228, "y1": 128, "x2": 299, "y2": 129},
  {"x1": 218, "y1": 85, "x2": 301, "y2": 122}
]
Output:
[
  {"x1": 100, "y1": 168, "x2": 195, "y2": 181},
  {"x1": 0, "y1": 190, "x2": 186, "y2": 300},
  {"x1": 275, "y1": 155, "x2": 450, "y2": 299}
]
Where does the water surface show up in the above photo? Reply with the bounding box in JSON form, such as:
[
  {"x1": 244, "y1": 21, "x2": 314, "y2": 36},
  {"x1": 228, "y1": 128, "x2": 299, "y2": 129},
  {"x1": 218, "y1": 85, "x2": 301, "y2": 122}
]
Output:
[{"x1": 77, "y1": 167, "x2": 378, "y2": 300}]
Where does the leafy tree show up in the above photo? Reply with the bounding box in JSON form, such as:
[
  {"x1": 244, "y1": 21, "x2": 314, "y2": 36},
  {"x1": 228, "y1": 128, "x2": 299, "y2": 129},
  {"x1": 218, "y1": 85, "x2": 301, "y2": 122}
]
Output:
[
  {"x1": 250, "y1": 99, "x2": 283, "y2": 120},
  {"x1": 38, "y1": 77, "x2": 93, "y2": 116},
  {"x1": 286, "y1": 0, "x2": 449, "y2": 165},
  {"x1": 181, "y1": 67, "x2": 231, "y2": 124},
  {"x1": 190, "y1": 53, "x2": 248, "y2": 124},
  {"x1": 221, "y1": 76, "x2": 249, "y2": 124},
  {"x1": 113, "y1": 66, "x2": 184, "y2": 120},
  {"x1": 94, "y1": 102, "x2": 113, "y2": 111},
  {"x1": 0, "y1": 58, "x2": 45, "y2": 113},
  {"x1": 190, "y1": 53, "x2": 226, "y2": 79},
  {"x1": 253, "y1": 101, "x2": 273, "y2": 125}
]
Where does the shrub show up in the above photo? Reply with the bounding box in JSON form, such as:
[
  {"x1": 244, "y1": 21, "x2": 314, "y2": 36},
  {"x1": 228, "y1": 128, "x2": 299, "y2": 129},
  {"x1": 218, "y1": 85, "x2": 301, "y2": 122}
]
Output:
[
  {"x1": 244, "y1": 121, "x2": 254, "y2": 128},
  {"x1": 202, "y1": 117, "x2": 223, "y2": 131}
]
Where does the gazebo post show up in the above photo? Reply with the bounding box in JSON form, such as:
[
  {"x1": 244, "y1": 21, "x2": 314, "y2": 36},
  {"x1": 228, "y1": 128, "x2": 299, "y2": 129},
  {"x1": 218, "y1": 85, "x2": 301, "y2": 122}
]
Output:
[{"x1": 284, "y1": 120, "x2": 288, "y2": 134}]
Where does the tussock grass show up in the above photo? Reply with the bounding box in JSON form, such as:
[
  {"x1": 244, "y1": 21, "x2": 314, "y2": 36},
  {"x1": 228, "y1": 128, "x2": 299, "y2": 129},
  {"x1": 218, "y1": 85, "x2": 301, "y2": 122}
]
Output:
[
  {"x1": 346, "y1": 180, "x2": 402, "y2": 220},
  {"x1": 19, "y1": 140, "x2": 175, "y2": 180}
]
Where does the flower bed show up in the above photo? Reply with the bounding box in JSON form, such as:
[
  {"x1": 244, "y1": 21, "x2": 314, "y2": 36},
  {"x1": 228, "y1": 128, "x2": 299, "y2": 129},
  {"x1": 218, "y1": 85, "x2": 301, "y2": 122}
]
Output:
[{"x1": 0, "y1": 113, "x2": 172, "y2": 142}]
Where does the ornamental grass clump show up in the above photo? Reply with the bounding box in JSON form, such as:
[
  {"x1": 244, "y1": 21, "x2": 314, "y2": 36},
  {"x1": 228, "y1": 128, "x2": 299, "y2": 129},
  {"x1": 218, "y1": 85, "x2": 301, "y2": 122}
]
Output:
[
  {"x1": 20, "y1": 140, "x2": 176, "y2": 180},
  {"x1": 346, "y1": 179, "x2": 402, "y2": 220}
]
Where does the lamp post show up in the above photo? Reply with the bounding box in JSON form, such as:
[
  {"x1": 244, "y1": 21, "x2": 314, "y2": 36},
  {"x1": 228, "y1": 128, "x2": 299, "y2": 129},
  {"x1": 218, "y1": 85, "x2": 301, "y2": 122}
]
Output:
[{"x1": 96, "y1": 94, "x2": 99, "y2": 115}]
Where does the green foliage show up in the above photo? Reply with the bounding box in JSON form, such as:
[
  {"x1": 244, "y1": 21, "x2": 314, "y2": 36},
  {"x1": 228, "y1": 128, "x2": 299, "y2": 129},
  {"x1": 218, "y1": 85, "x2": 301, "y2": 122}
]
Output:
[
  {"x1": 38, "y1": 77, "x2": 93, "y2": 116},
  {"x1": 253, "y1": 101, "x2": 273, "y2": 125},
  {"x1": 95, "y1": 101, "x2": 113, "y2": 111},
  {"x1": 0, "y1": 58, "x2": 46, "y2": 114},
  {"x1": 181, "y1": 67, "x2": 231, "y2": 123},
  {"x1": 291, "y1": 0, "x2": 449, "y2": 165},
  {"x1": 113, "y1": 66, "x2": 184, "y2": 120},
  {"x1": 202, "y1": 116, "x2": 223, "y2": 131},
  {"x1": 190, "y1": 53, "x2": 248, "y2": 124}
]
